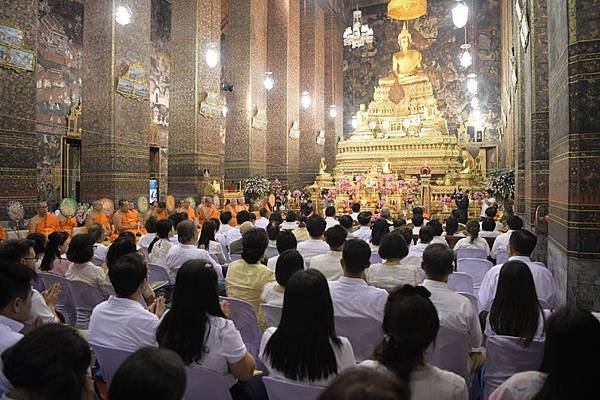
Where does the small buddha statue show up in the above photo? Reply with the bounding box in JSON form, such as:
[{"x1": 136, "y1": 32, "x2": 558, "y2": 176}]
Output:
[
  {"x1": 392, "y1": 23, "x2": 422, "y2": 78},
  {"x1": 382, "y1": 158, "x2": 392, "y2": 174},
  {"x1": 319, "y1": 157, "x2": 327, "y2": 174}
]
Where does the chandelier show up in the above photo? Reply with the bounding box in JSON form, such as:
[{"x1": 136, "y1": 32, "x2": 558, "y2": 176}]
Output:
[{"x1": 343, "y1": 10, "x2": 374, "y2": 49}]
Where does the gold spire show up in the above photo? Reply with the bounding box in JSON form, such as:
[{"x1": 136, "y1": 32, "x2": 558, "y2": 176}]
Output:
[{"x1": 387, "y1": 0, "x2": 427, "y2": 21}]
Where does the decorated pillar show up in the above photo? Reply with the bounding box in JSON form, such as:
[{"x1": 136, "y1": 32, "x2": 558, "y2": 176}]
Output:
[
  {"x1": 169, "y1": 0, "x2": 223, "y2": 198},
  {"x1": 81, "y1": 0, "x2": 151, "y2": 202}
]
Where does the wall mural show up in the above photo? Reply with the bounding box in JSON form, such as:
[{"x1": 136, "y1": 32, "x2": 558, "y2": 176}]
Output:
[
  {"x1": 150, "y1": 0, "x2": 170, "y2": 148},
  {"x1": 343, "y1": 0, "x2": 501, "y2": 143}
]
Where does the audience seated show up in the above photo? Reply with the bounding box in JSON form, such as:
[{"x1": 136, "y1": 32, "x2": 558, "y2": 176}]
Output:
[
  {"x1": 281, "y1": 211, "x2": 300, "y2": 231},
  {"x1": 481, "y1": 207, "x2": 504, "y2": 232},
  {"x1": 157, "y1": 260, "x2": 255, "y2": 387},
  {"x1": 197, "y1": 220, "x2": 226, "y2": 264},
  {"x1": 328, "y1": 239, "x2": 388, "y2": 323},
  {"x1": 26, "y1": 233, "x2": 46, "y2": 270},
  {"x1": 490, "y1": 307, "x2": 600, "y2": 400},
  {"x1": 89, "y1": 253, "x2": 165, "y2": 352},
  {"x1": 379, "y1": 208, "x2": 393, "y2": 225},
  {"x1": 65, "y1": 233, "x2": 107, "y2": 292},
  {"x1": 367, "y1": 232, "x2": 420, "y2": 290},
  {"x1": 254, "y1": 208, "x2": 270, "y2": 230},
  {"x1": 269, "y1": 211, "x2": 283, "y2": 224},
  {"x1": 266, "y1": 221, "x2": 280, "y2": 249},
  {"x1": 421, "y1": 220, "x2": 448, "y2": 247},
  {"x1": 359, "y1": 285, "x2": 468, "y2": 399},
  {"x1": 147, "y1": 219, "x2": 175, "y2": 266},
  {"x1": 350, "y1": 203, "x2": 361, "y2": 221},
  {"x1": 486, "y1": 260, "x2": 549, "y2": 342},
  {"x1": 138, "y1": 216, "x2": 158, "y2": 251},
  {"x1": 260, "y1": 269, "x2": 355, "y2": 386},
  {"x1": 442, "y1": 216, "x2": 465, "y2": 237},
  {"x1": 225, "y1": 228, "x2": 275, "y2": 328},
  {"x1": 480, "y1": 214, "x2": 501, "y2": 238},
  {"x1": 229, "y1": 221, "x2": 254, "y2": 255},
  {"x1": 297, "y1": 216, "x2": 329, "y2": 266},
  {"x1": 490, "y1": 216, "x2": 523, "y2": 259},
  {"x1": 338, "y1": 215, "x2": 355, "y2": 239},
  {"x1": 292, "y1": 215, "x2": 310, "y2": 241},
  {"x1": 318, "y1": 367, "x2": 409, "y2": 400},
  {"x1": 210, "y1": 217, "x2": 229, "y2": 253},
  {"x1": 39, "y1": 231, "x2": 70, "y2": 276},
  {"x1": 88, "y1": 223, "x2": 108, "y2": 264},
  {"x1": 354, "y1": 212, "x2": 373, "y2": 242},
  {"x1": 392, "y1": 218, "x2": 406, "y2": 231},
  {"x1": 325, "y1": 206, "x2": 340, "y2": 230},
  {"x1": 262, "y1": 250, "x2": 304, "y2": 306},
  {"x1": 0, "y1": 262, "x2": 36, "y2": 354},
  {"x1": 410, "y1": 213, "x2": 425, "y2": 235},
  {"x1": 408, "y1": 226, "x2": 434, "y2": 259},
  {"x1": 407, "y1": 207, "x2": 429, "y2": 226},
  {"x1": 1, "y1": 324, "x2": 92, "y2": 400},
  {"x1": 369, "y1": 219, "x2": 391, "y2": 253},
  {"x1": 218, "y1": 211, "x2": 234, "y2": 238},
  {"x1": 479, "y1": 230, "x2": 554, "y2": 311},
  {"x1": 453, "y1": 220, "x2": 491, "y2": 256},
  {"x1": 109, "y1": 347, "x2": 186, "y2": 400},
  {"x1": 168, "y1": 212, "x2": 186, "y2": 244},
  {"x1": 310, "y1": 226, "x2": 347, "y2": 280}
]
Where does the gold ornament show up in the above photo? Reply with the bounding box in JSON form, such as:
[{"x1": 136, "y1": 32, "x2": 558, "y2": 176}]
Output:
[{"x1": 387, "y1": 0, "x2": 427, "y2": 21}]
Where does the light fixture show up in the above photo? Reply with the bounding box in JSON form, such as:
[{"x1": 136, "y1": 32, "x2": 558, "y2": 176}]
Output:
[
  {"x1": 263, "y1": 72, "x2": 274, "y2": 91},
  {"x1": 471, "y1": 108, "x2": 482, "y2": 126},
  {"x1": 343, "y1": 9, "x2": 374, "y2": 49},
  {"x1": 205, "y1": 43, "x2": 219, "y2": 68},
  {"x1": 467, "y1": 73, "x2": 478, "y2": 94},
  {"x1": 369, "y1": 120, "x2": 377, "y2": 130},
  {"x1": 300, "y1": 91, "x2": 311, "y2": 109},
  {"x1": 459, "y1": 43, "x2": 472, "y2": 68},
  {"x1": 452, "y1": 2, "x2": 469, "y2": 29},
  {"x1": 351, "y1": 115, "x2": 358, "y2": 129},
  {"x1": 221, "y1": 105, "x2": 228, "y2": 117},
  {"x1": 470, "y1": 96, "x2": 480, "y2": 109},
  {"x1": 329, "y1": 104, "x2": 337, "y2": 118},
  {"x1": 115, "y1": 5, "x2": 132, "y2": 25},
  {"x1": 402, "y1": 119, "x2": 411, "y2": 129},
  {"x1": 381, "y1": 120, "x2": 390, "y2": 130}
]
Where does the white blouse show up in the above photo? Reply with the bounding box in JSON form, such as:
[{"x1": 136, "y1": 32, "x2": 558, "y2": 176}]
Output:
[
  {"x1": 366, "y1": 262, "x2": 421, "y2": 291},
  {"x1": 453, "y1": 237, "x2": 491, "y2": 256},
  {"x1": 261, "y1": 281, "x2": 285, "y2": 306},
  {"x1": 148, "y1": 238, "x2": 174, "y2": 266}
]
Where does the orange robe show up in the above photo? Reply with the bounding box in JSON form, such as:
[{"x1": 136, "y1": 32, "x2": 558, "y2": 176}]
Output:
[
  {"x1": 94, "y1": 212, "x2": 111, "y2": 232},
  {"x1": 115, "y1": 210, "x2": 145, "y2": 235},
  {"x1": 0, "y1": 225, "x2": 7, "y2": 241},
  {"x1": 33, "y1": 213, "x2": 60, "y2": 236},
  {"x1": 183, "y1": 207, "x2": 196, "y2": 222},
  {"x1": 223, "y1": 205, "x2": 237, "y2": 226},
  {"x1": 58, "y1": 216, "x2": 77, "y2": 234},
  {"x1": 197, "y1": 205, "x2": 220, "y2": 225},
  {"x1": 153, "y1": 210, "x2": 168, "y2": 220}
]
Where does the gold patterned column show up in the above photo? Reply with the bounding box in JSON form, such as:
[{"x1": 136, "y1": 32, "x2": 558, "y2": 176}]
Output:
[
  {"x1": 169, "y1": 0, "x2": 223, "y2": 198},
  {"x1": 81, "y1": 0, "x2": 151, "y2": 202}
]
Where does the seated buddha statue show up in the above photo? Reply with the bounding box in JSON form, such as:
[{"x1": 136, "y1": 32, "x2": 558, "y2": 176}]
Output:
[{"x1": 392, "y1": 23, "x2": 422, "y2": 78}]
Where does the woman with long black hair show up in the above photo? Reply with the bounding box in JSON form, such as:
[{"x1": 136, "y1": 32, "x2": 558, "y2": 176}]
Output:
[
  {"x1": 197, "y1": 220, "x2": 226, "y2": 264},
  {"x1": 39, "y1": 231, "x2": 70, "y2": 275}
]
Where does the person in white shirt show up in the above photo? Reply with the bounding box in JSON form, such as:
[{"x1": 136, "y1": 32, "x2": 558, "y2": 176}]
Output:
[
  {"x1": 490, "y1": 215, "x2": 523, "y2": 259},
  {"x1": 310, "y1": 226, "x2": 347, "y2": 280},
  {"x1": 442, "y1": 216, "x2": 465, "y2": 237},
  {"x1": 262, "y1": 250, "x2": 304, "y2": 306},
  {"x1": 354, "y1": 212, "x2": 372, "y2": 242},
  {"x1": 138, "y1": 216, "x2": 158, "y2": 251},
  {"x1": 480, "y1": 207, "x2": 504, "y2": 232},
  {"x1": 369, "y1": 219, "x2": 391, "y2": 254},
  {"x1": 218, "y1": 211, "x2": 234, "y2": 238},
  {"x1": 156, "y1": 259, "x2": 255, "y2": 387},
  {"x1": 65, "y1": 234, "x2": 108, "y2": 293},
  {"x1": 367, "y1": 231, "x2": 421, "y2": 291},
  {"x1": 254, "y1": 208, "x2": 270, "y2": 230},
  {"x1": 479, "y1": 190, "x2": 497, "y2": 219},
  {"x1": 479, "y1": 229, "x2": 555, "y2": 311},
  {"x1": 266, "y1": 231, "x2": 297, "y2": 271},
  {"x1": 148, "y1": 219, "x2": 175, "y2": 267},
  {"x1": 418, "y1": 220, "x2": 449, "y2": 247},
  {"x1": 265, "y1": 222, "x2": 280, "y2": 258},
  {"x1": 338, "y1": 215, "x2": 355, "y2": 239},
  {"x1": 479, "y1": 217, "x2": 501, "y2": 238},
  {"x1": 359, "y1": 285, "x2": 468, "y2": 400},
  {"x1": 280, "y1": 211, "x2": 300, "y2": 231},
  {"x1": 408, "y1": 226, "x2": 434, "y2": 259},
  {"x1": 88, "y1": 223, "x2": 109, "y2": 264},
  {"x1": 197, "y1": 220, "x2": 226, "y2": 264},
  {"x1": 318, "y1": 368, "x2": 410, "y2": 400},
  {"x1": 328, "y1": 239, "x2": 388, "y2": 323},
  {"x1": 453, "y1": 220, "x2": 490, "y2": 257},
  {"x1": 167, "y1": 212, "x2": 186, "y2": 244},
  {"x1": 165, "y1": 220, "x2": 223, "y2": 281},
  {"x1": 324, "y1": 206, "x2": 340, "y2": 230},
  {"x1": 349, "y1": 203, "x2": 361, "y2": 222},
  {"x1": 89, "y1": 253, "x2": 165, "y2": 353},
  {"x1": 297, "y1": 216, "x2": 329, "y2": 266},
  {"x1": 410, "y1": 213, "x2": 425, "y2": 235},
  {"x1": 210, "y1": 217, "x2": 229, "y2": 257},
  {"x1": 260, "y1": 269, "x2": 355, "y2": 386}
]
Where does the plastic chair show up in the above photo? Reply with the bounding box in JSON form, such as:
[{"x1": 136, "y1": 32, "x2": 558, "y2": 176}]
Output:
[
  {"x1": 484, "y1": 335, "x2": 545, "y2": 398},
  {"x1": 425, "y1": 326, "x2": 470, "y2": 381},
  {"x1": 447, "y1": 272, "x2": 474, "y2": 294},
  {"x1": 67, "y1": 280, "x2": 106, "y2": 329},
  {"x1": 38, "y1": 272, "x2": 76, "y2": 324},
  {"x1": 91, "y1": 344, "x2": 133, "y2": 386},
  {"x1": 458, "y1": 292, "x2": 479, "y2": 313},
  {"x1": 263, "y1": 377, "x2": 324, "y2": 400},
  {"x1": 221, "y1": 297, "x2": 262, "y2": 361},
  {"x1": 265, "y1": 247, "x2": 279, "y2": 260},
  {"x1": 370, "y1": 253, "x2": 383, "y2": 265},
  {"x1": 496, "y1": 249, "x2": 509, "y2": 265},
  {"x1": 334, "y1": 315, "x2": 384, "y2": 362},
  {"x1": 260, "y1": 303, "x2": 283, "y2": 328},
  {"x1": 456, "y1": 258, "x2": 493, "y2": 298},
  {"x1": 185, "y1": 366, "x2": 233, "y2": 400},
  {"x1": 90, "y1": 256, "x2": 104, "y2": 267},
  {"x1": 147, "y1": 263, "x2": 171, "y2": 284},
  {"x1": 229, "y1": 254, "x2": 242, "y2": 262},
  {"x1": 455, "y1": 248, "x2": 488, "y2": 260}
]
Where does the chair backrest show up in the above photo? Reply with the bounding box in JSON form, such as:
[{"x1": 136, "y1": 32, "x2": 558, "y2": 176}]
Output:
[
  {"x1": 184, "y1": 366, "x2": 233, "y2": 400},
  {"x1": 425, "y1": 326, "x2": 470, "y2": 380},
  {"x1": 265, "y1": 247, "x2": 279, "y2": 260},
  {"x1": 221, "y1": 297, "x2": 262, "y2": 358},
  {"x1": 456, "y1": 248, "x2": 488, "y2": 260},
  {"x1": 369, "y1": 253, "x2": 383, "y2": 265},
  {"x1": 90, "y1": 256, "x2": 104, "y2": 266},
  {"x1": 260, "y1": 303, "x2": 283, "y2": 328},
  {"x1": 447, "y1": 272, "x2": 474, "y2": 294},
  {"x1": 457, "y1": 291, "x2": 479, "y2": 313},
  {"x1": 38, "y1": 272, "x2": 76, "y2": 325},
  {"x1": 67, "y1": 280, "x2": 106, "y2": 329},
  {"x1": 456, "y1": 258, "x2": 493, "y2": 293},
  {"x1": 496, "y1": 249, "x2": 509, "y2": 265},
  {"x1": 229, "y1": 254, "x2": 242, "y2": 262},
  {"x1": 334, "y1": 315, "x2": 384, "y2": 362},
  {"x1": 91, "y1": 344, "x2": 133, "y2": 386},
  {"x1": 484, "y1": 335, "x2": 545, "y2": 398},
  {"x1": 263, "y1": 377, "x2": 324, "y2": 400},
  {"x1": 147, "y1": 263, "x2": 171, "y2": 284}
]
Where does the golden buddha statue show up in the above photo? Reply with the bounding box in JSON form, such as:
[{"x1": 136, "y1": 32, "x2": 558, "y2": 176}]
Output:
[{"x1": 393, "y1": 23, "x2": 422, "y2": 78}]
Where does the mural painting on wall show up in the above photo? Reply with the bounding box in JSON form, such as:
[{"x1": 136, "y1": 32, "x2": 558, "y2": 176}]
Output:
[
  {"x1": 343, "y1": 0, "x2": 501, "y2": 143},
  {"x1": 150, "y1": 0, "x2": 170, "y2": 148}
]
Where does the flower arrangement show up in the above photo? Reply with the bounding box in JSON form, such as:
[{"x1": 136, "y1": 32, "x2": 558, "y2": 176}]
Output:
[
  {"x1": 355, "y1": 174, "x2": 364, "y2": 183},
  {"x1": 269, "y1": 178, "x2": 283, "y2": 194},
  {"x1": 385, "y1": 174, "x2": 395, "y2": 183},
  {"x1": 6, "y1": 201, "x2": 25, "y2": 236},
  {"x1": 440, "y1": 196, "x2": 453, "y2": 206},
  {"x1": 243, "y1": 175, "x2": 271, "y2": 199},
  {"x1": 472, "y1": 191, "x2": 484, "y2": 201},
  {"x1": 485, "y1": 169, "x2": 515, "y2": 198},
  {"x1": 377, "y1": 199, "x2": 387, "y2": 208},
  {"x1": 379, "y1": 186, "x2": 390, "y2": 195},
  {"x1": 404, "y1": 194, "x2": 416, "y2": 204},
  {"x1": 75, "y1": 203, "x2": 91, "y2": 226},
  {"x1": 292, "y1": 190, "x2": 302, "y2": 198}
]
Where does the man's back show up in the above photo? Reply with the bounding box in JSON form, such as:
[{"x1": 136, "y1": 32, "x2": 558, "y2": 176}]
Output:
[
  {"x1": 310, "y1": 250, "x2": 343, "y2": 280},
  {"x1": 328, "y1": 277, "x2": 388, "y2": 323},
  {"x1": 297, "y1": 239, "x2": 329, "y2": 265}
]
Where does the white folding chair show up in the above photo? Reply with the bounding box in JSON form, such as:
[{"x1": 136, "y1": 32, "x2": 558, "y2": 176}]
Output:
[
  {"x1": 221, "y1": 297, "x2": 262, "y2": 364},
  {"x1": 260, "y1": 303, "x2": 283, "y2": 328},
  {"x1": 456, "y1": 258, "x2": 493, "y2": 298},
  {"x1": 38, "y1": 272, "x2": 76, "y2": 324},
  {"x1": 185, "y1": 366, "x2": 233, "y2": 400},
  {"x1": 458, "y1": 292, "x2": 479, "y2": 313},
  {"x1": 263, "y1": 377, "x2": 324, "y2": 400},
  {"x1": 265, "y1": 247, "x2": 279, "y2": 260},
  {"x1": 67, "y1": 280, "x2": 106, "y2": 329},
  {"x1": 369, "y1": 253, "x2": 383, "y2": 265},
  {"x1": 334, "y1": 315, "x2": 384, "y2": 362},
  {"x1": 456, "y1": 248, "x2": 488, "y2": 260},
  {"x1": 91, "y1": 344, "x2": 133, "y2": 386},
  {"x1": 425, "y1": 326, "x2": 470, "y2": 381},
  {"x1": 495, "y1": 249, "x2": 509, "y2": 265},
  {"x1": 147, "y1": 263, "x2": 172, "y2": 284},
  {"x1": 447, "y1": 272, "x2": 474, "y2": 294}
]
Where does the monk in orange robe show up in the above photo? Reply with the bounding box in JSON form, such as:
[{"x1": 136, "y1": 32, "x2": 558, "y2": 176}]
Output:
[
  {"x1": 0, "y1": 224, "x2": 7, "y2": 241},
  {"x1": 181, "y1": 199, "x2": 196, "y2": 223},
  {"x1": 113, "y1": 200, "x2": 145, "y2": 236},
  {"x1": 151, "y1": 201, "x2": 168, "y2": 220},
  {"x1": 223, "y1": 199, "x2": 237, "y2": 226},
  {"x1": 86, "y1": 201, "x2": 111, "y2": 236},
  {"x1": 58, "y1": 213, "x2": 77, "y2": 234},
  {"x1": 196, "y1": 197, "x2": 220, "y2": 226},
  {"x1": 28, "y1": 202, "x2": 60, "y2": 236}
]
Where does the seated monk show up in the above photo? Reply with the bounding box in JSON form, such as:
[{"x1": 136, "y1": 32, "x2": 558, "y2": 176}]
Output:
[
  {"x1": 151, "y1": 201, "x2": 168, "y2": 221},
  {"x1": 181, "y1": 199, "x2": 196, "y2": 223},
  {"x1": 28, "y1": 202, "x2": 60, "y2": 236},
  {"x1": 223, "y1": 199, "x2": 237, "y2": 226},
  {"x1": 113, "y1": 199, "x2": 145, "y2": 236},
  {"x1": 0, "y1": 224, "x2": 7, "y2": 241},
  {"x1": 58, "y1": 213, "x2": 77, "y2": 234},
  {"x1": 196, "y1": 197, "x2": 220, "y2": 226},
  {"x1": 85, "y1": 201, "x2": 111, "y2": 236}
]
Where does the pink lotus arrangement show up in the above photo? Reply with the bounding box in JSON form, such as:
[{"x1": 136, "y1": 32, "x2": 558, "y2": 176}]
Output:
[
  {"x1": 386, "y1": 174, "x2": 395, "y2": 183},
  {"x1": 404, "y1": 194, "x2": 416, "y2": 204},
  {"x1": 440, "y1": 196, "x2": 453, "y2": 206},
  {"x1": 292, "y1": 190, "x2": 302, "y2": 198},
  {"x1": 346, "y1": 187, "x2": 356, "y2": 195},
  {"x1": 340, "y1": 178, "x2": 350, "y2": 189},
  {"x1": 379, "y1": 186, "x2": 390, "y2": 195},
  {"x1": 472, "y1": 191, "x2": 484, "y2": 200},
  {"x1": 355, "y1": 174, "x2": 364, "y2": 183},
  {"x1": 377, "y1": 199, "x2": 387, "y2": 208}
]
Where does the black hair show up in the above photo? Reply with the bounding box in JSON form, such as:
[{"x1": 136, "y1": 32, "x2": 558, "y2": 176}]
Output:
[
  {"x1": 264, "y1": 269, "x2": 341, "y2": 382},
  {"x1": 378, "y1": 232, "x2": 409, "y2": 260},
  {"x1": 236, "y1": 210, "x2": 251, "y2": 225},
  {"x1": 490, "y1": 261, "x2": 544, "y2": 346},
  {"x1": 26, "y1": 233, "x2": 47, "y2": 255},
  {"x1": 374, "y1": 285, "x2": 439, "y2": 391},
  {"x1": 156, "y1": 260, "x2": 224, "y2": 364},
  {"x1": 351, "y1": 203, "x2": 361, "y2": 213},
  {"x1": 0, "y1": 239, "x2": 35, "y2": 263},
  {"x1": 509, "y1": 229, "x2": 537, "y2": 256},
  {"x1": 158, "y1": 201, "x2": 166, "y2": 209},
  {"x1": 418, "y1": 225, "x2": 434, "y2": 244},
  {"x1": 267, "y1": 222, "x2": 281, "y2": 241},
  {"x1": 357, "y1": 211, "x2": 372, "y2": 226},
  {"x1": 397, "y1": 227, "x2": 414, "y2": 248},
  {"x1": 197, "y1": 220, "x2": 217, "y2": 249},
  {"x1": 40, "y1": 231, "x2": 69, "y2": 271},
  {"x1": 482, "y1": 218, "x2": 496, "y2": 232},
  {"x1": 338, "y1": 215, "x2": 354, "y2": 230},
  {"x1": 426, "y1": 220, "x2": 443, "y2": 236},
  {"x1": 241, "y1": 228, "x2": 268, "y2": 264},
  {"x1": 168, "y1": 212, "x2": 185, "y2": 229},
  {"x1": 145, "y1": 216, "x2": 158, "y2": 234},
  {"x1": 411, "y1": 214, "x2": 424, "y2": 227},
  {"x1": 109, "y1": 347, "x2": 186, "y2": 400},
  {"x1": 297, "y1": 215, "x2": 308, "y2": 227},
  {"x1": 276, "y1": 231, "x2": 297, "y2": 253},
  {"x1": 269, "y1": 212, "x2": 283, "y2": 224},
  {"x1": 325, "y1": 225, "x2": 347, "y2": 249},
  {"x1": 422, "y1": 244, "x2": 454, "y2": 280},
  {"x1": 219, "y1": 211, "x2": 232, "y2": 225},
  {"x1": 66, "y1": 234, "x2": 94, "y2": 264},
  {"x1": 412, "y1": 207, "x2": 424, "y2": 216},
  {"x1": 506, "y1": 215, "x2": 524, "y2": 231},
  {"x1": 342, "y1": 239, "x2": 371, "y2": 275},
  {"x1": 306, "y1": 215, "x2": 327, "y2": 238},
  {"x1": 88, "y1": 223, "x2": 104, "y2": 243},
  {"x1": 444, "y1": 216, "x2": 459, "y2": 236},
  {"x1": 485, "y1": 207, "x2": 497, "y2": 218},
  {"x1": 286, "y1": 211, "x2": 297, "y2": 223},
  {"x1": 466, "y1": 219, "x2": 480, "y2": 242},
  {"x1": 149, "y1": 219, "x2": 174, "y2": 254},
  {"x1": 118, "y1": 231, "x2": 136, "y2": 243},
  {"x1": 259, "y1": 208, "x2": 268, "y2": 218},
  {"x1": 248, "y1": 213, "x2": 256, "y2": 222},
  {"x1": 209, "y1": 217, "x2": 221, "y2": 230},
  {"x1": 371, "y1": 219, "x2": 391, "y2": 246},
  {"x1": 318, "y1": 367, "x2": 410, "y2": 400},
  {"x1": 118, "y1": 199, "x2": 127, "y2": 208},
  {"x1": 533, "y1": 307, "x2": 600, "y2": 400},
  {"x1": 275, "y1": 250, "x2": 304, "y2": 287},
  {"x1": 325, "y1": 206, "x2": 336, "y2": 217},
  {"x1": 393, "y1": 218, "x2": 406, "y2": 229},
  {"x1": 108, "y1": 253, "x2": 147, "y2": 297},
  {"x1": 177, "y1": 220, "x2": 196, "y2": 244},
  {"x1": 2, "y1": 324, "x2": 91, "y2": 400},
  {"x1": 106, "y1": 237, "x2": 137, "y2": 268},
  {"x1": 0, "y1": 262, "x2": 35, "y2": 310}
]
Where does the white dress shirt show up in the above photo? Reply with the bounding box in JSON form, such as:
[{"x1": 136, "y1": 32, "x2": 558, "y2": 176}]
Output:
[
  {"x1": 65, "y1": 261, "x2": 107, "y2": 292},
  {"x1": 422, "y1": 280, "x2": 482, "y2": 349},
  {"x1": 260, "y1": 327, "x2": 355, "y2": 387},
  {"x1": 280, "y1": 221, "x2": 299, "y2": 231},
  {"x1": 266, "y1": 254, "x2": 279, "y2": 272},
  {"x1": 408, "y1": 242, "x2": 430, "y2": 258},
  {"x1": 138, "y1": 233, "x2": 156, "y2": 250},
  {"x1": 417, "y1": 236, "x2": 448, "y2": 247},
  {"x1": 353, "y1": 226, "x2": 372, "y2": 242},
  {"x1": 328, "y1": 277, "x2": 388, "y2": 323},
  {"x1": 309, "y1": 250, "x2": 343, "y2": 280},
  {"x1": 366, "y1": 262, "x2": 421, "y2": 291},
  {"x1": 0, "y1": 315, "x2": 24, "y2": 396},
  {"x1": 412, "y1": 226, "x2": 423, "y2": 235},
  {"x1": 480, "y1": 197, "x2": 497, "y2": 218},
  {"x1": 350, "y1": 212, "x2": 359, "y2": 221},
  {"x1": 169, "y1": 234, "x2": 179, "y2": 244},
  {"x1": 479, "y1": 230, "x2": 501, "y2": 238},
  {"x1": 254, "y1": 217, "x2": 269, "y2": 230},
  {"x1": 297, "y1": 239, "x2": 329, "y2": 266},
  {"x1": 478, "y1": 256, "x2": 555, "y2": 311},
  {"x1": 325, "y1": 217, "x2": 340, "y2": 230},
  {"x1": 24, "y1": 288, "x2": 59, "y2": 331},
  {"x1": 226, "y1": 227, "x2": 242, "y2": 245},
  {"x1": 207, "y1": 240, "x2": 226, "y2": 264},
  {"x1": 261, "y1": 281, "x2": 285, "y2": 306},
  {"x1": 490, "y1": 230, "x2": 514, "y2": 258},
  {"x1": 89, "y1": 296, "x2": 159, "y2": 352},
  {"x1": 93, "y1": 243, "x2": 108, "y2": 262},
  {"x1": 453, "y1": 237, "x2": 491, "y2": 256},
  {"x1": 165, "y1": 244, "x2": 223, "y2": 280},
  {"x1": 148, "y1": 238, "x2": 174, "y2": 266}
]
